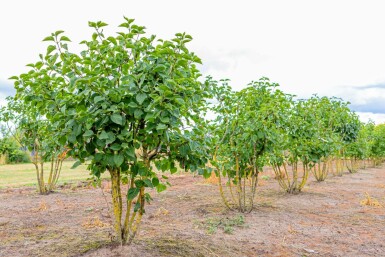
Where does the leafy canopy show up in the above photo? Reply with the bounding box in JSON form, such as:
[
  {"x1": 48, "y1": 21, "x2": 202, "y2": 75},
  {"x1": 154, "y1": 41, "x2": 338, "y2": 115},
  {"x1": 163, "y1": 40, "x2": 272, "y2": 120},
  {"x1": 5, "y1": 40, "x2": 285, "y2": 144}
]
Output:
[
  {"x1": 209, "y1": 77, "x2": 292, "y2": 177},
  {"x1": 10, "y1": 18, "x2": 211, "y2": 191}
]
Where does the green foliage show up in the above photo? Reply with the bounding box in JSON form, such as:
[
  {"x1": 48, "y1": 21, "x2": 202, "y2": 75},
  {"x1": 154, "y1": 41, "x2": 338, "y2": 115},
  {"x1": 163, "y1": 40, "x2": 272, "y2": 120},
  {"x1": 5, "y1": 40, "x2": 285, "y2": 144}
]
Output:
[
  {"x1": 345, "y1": 121, "x2": 370, "y2": 160},
  {"x1": 0, "y1": 96, "x2": 68, "y2": 194},
  {"x1": 0, "y1": 97, "x2": 64, "y2": 164},
  {"x1": 272, "y1": 96, "x2": 356, "y2": 167},
  {"x1": 0, "y1": 137, "x2": 30, "y2": 164},
  {"x1": 269, "y1": 98, "x2": 320, "y2": 192},
  {"x1": 272, "y1": 99, "x2": 321, "y2": 165},
  {"x1": 210, "y1": 77, "x2": 292, "y2": 176},
  {"x1": 209, "y1": 77, "x2": 291, "y2": 211},
  {"x1": 11, "y1": 17, "x2": 210, "y2": 191},
  {"x1": 344, "y1": 121, "x2": 385, "y2": 170},
  {"x1": 371, "y1": 123, "x2": 385, "y2": 160},
  {"x1": 7, "y1": 149, "x2": 30, "y2": 164},
  {"x1": 268, "y1": 95, "x2": 364, "y2": 188}
]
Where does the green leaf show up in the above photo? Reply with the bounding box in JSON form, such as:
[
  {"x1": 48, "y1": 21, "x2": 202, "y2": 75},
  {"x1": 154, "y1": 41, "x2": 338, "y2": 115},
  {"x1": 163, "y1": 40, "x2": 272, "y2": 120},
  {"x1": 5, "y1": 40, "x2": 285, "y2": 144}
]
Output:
[
  {"x1": 114, "y1": 154, "x2": 124, "y2": 167},
  {"x1": 110, "y1": 143, "x2": 122, "y2": 151},
  {"x1": 54, "y1": 30, "x2": 65, "y2": 36},
  {"x1": 68, "y1": 134, "x2": 77, "y2": 143},
  {"x1": 60, "y1": 36, "x2": 71, "y2": 42},
  {"x1": 97, "y1": 21, "x2": 109, "y2": 27},
  {"x1": 94, "y1": 96, "x2": 105, "y2": 103},
  {"x1": 153, "y1": 65, "x2": 166, "y2": 72},
  {"x1": 71, "y1": 161, "x2": 82, "y2": 169},
  {"x1": 203, "y1": 169, "x2": 212, "y2": 179},
  {"x1": 138, "y1": 166, "x2": 149, "y2": 176},
  {"x1": 111, "y1": 113, "x2": 124, "y2": 125},
  {"x1": 35, "y1": 61, "x2": 43, "y2": 69},
  {"x1": 152, "y1": 177, "x2": 159, "y2": 187},
  {"x1": 83, "y1": 130, "x2": 94, "y2": 137},
  {"x1": 94, "y1": 153, "x2": 103, "y2": 162},
  {"x1": 143, "y1": 179, "x2": 154, "y2": 188},
  {"x1": 99, "y1": 131, "x2": 109, "y2": 140},
  {"x1": 136, "y1": 93, "x2": 147, "y2": 105},
  {"x1": 88, "y1": 21, "x2": 96, "y2": 27},
  {"x1": 43, "y1": 36, "x2": 54, "y2": 42},
  {"x1": 134, "y1": 202, "x2": 141, "y2": 212},
  {"x1": 135, "y1": 179, "x2": 145, "y2": 188},
  {"x1": 175, "y1": 98, "x2": 185, "y2": 105},
  {"x1": 105, "y1": 132, "x2": 116, "y2": 145},
  {"x1": 134, "y1": 109, "x2": 143, "y2": 118},
  {"x1": 144, "y1": 112, "x2": 154, "y2": 121},
  {"x1": 156, "y1": 123, "x2": 167, "y2": 130},
  {"x1": 126, "y1": 147, "x2": 136, "y2": 161},
  {"x1": 144, "y1": 193, "x2": 153, "y2": 204},
  {"x1": 123, "y1": 17, "x2": 135, "y2": 24},
  {"x1": 160, "y1": 116, "x2": 169, "y2": 123},
  {"x1": 156, "y1": 183, "x2": 167, "y2": 193},
  {"x1": 107, "y1": 36, "x2": 117, "y2": 45},
  {"x1": 106, "y1": 154, "x2": 116, "y2": 167},
  {"x1": 127, "y1": 188, "x2": 140, "y2": 201},
  {"x1": 128, "y1": 102, "x2": 138, "y2": 108},
  {"x1": 47, "y1": 45, "x2": 56, "y2": 55}
]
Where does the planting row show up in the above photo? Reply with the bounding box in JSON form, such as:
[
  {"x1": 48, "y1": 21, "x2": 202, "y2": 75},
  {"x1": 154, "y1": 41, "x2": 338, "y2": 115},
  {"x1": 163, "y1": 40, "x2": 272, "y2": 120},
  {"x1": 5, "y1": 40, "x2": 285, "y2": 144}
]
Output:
[{"x1": 0, "y1": 18, "x2": 384, "y2": 245}]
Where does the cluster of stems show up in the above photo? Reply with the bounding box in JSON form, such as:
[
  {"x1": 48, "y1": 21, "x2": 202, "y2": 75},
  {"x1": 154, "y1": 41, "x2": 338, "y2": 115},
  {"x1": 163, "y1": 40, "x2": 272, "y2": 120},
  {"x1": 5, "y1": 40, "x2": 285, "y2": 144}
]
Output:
[
  {"x1": 33, "y1": 139, "x2": 68, "y2": 195},
  {"x1": 272, "y1": 161, "x2": 310, "y2": 193}
]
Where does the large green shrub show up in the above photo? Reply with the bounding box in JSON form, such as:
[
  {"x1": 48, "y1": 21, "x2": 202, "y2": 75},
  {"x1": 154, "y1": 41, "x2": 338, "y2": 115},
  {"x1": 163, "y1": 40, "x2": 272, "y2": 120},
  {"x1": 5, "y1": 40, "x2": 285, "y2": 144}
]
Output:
[{"x1": 11, "y1": 18, "x2": 211, "y2": 244}]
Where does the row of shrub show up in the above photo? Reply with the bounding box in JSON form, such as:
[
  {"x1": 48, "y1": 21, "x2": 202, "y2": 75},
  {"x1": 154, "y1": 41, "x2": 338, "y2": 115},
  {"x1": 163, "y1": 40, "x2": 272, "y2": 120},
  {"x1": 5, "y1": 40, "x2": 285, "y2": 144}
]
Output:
[{"x1": 3, "y1": 18, "x2": 385, "y2": 245}]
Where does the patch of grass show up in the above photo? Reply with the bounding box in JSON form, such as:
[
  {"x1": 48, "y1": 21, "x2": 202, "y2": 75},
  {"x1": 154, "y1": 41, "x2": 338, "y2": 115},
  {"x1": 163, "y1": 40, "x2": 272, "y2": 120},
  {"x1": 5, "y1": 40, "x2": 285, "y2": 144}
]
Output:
[
  {"x1": 81, "y1": 240, "x2": 108, "y2": 254},
  {"x1": 0, "y1": 161, "x2": 107, "y2": 188},
  {"x1": 201, "y1": 214, "x2": 246, "y2": 235}
]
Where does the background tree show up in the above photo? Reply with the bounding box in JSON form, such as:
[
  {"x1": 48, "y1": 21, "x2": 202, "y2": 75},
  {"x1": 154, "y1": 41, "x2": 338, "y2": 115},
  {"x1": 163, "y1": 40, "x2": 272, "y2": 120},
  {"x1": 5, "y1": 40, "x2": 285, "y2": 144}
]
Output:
[
  {"x1": 344, "y1": 121, "x2": 374, "y2": 171},
  {"x1": 0, "y1": 97, "x2": 67, "y2": 194},
  {"x1": 270, "y1": 99, "x2": 323, "y2": 193},
  {"x1": 370, "y1": 123, "x2": 385, "y2": 166},
  {"x1": 209, "y1": 77, "x2": 291, "y2": 212},
  {"x1": 304, "y1": 96, "x2": 358, "y2": 181},
  {"x1": 0, "y1": 136, "x2": 30, "y2": 164},
  {"x1": 304, "y1": 96, "x2": 339, "y2": 181},
  {"x1": 332, "y1": 110, "x2": 361, "y2": 173}
]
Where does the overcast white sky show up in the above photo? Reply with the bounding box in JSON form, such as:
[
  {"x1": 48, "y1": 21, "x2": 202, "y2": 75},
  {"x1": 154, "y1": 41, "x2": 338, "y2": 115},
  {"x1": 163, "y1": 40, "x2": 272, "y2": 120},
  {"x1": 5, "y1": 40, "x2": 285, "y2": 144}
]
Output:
[{"x1": 1, "y1": 0, "x2": 385, "y2": 123}]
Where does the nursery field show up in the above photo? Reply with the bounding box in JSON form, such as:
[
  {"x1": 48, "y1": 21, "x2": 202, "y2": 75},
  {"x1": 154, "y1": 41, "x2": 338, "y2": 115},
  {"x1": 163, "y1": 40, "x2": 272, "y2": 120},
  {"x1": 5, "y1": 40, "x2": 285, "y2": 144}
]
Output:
[
  {"x1": 1, "y1": 164, "x2": 384, "y2": 257},
  {"x1": 1, "y1": 17, "x2": 385, "y2": 257}
]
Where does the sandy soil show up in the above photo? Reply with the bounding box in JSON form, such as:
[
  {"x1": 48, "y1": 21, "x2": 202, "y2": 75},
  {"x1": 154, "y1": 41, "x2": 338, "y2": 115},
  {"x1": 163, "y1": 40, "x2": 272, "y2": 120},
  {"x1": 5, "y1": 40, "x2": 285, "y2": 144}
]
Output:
[{"x1": 1, "y1": 165, "x2": 384, "y2": 257}]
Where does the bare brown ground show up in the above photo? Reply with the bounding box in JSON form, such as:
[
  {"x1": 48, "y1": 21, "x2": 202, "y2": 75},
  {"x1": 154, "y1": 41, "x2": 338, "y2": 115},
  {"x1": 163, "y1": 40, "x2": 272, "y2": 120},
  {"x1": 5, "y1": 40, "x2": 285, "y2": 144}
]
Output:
[{"x1": 1, "y1": 166, "x2": 385, "y2": 257}]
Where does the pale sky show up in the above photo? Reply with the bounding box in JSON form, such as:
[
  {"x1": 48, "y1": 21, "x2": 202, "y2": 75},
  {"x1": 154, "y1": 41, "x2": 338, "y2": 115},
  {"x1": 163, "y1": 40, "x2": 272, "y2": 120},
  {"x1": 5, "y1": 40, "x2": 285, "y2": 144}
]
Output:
[{"x1": 1, "y1": 0, "x2": 385, "y2": 123}]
